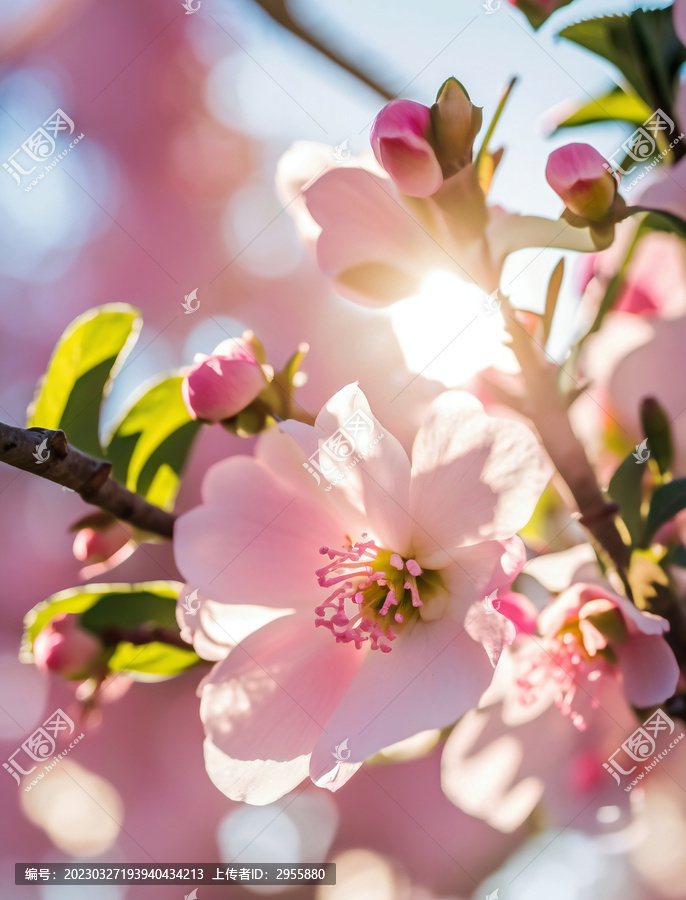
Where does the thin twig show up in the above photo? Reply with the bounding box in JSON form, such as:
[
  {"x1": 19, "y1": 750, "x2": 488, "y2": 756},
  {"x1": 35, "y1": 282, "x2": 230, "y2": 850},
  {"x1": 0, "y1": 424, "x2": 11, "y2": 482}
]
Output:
[
  {"x1": 253, "y1": 0, "x2": 396, "y2": 100},
  {"x1": 0, "y1": 422, "x2": 175, "y2": 539}
]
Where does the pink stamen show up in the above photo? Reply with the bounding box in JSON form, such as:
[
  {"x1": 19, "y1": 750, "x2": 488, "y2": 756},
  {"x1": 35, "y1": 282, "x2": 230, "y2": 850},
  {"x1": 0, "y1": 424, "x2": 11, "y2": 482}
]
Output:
[
  {"x1": 379, "y1": 591, "x2": 398, "y2": 616},
  {"x1": 404, "y1": 580, "x2": 422, "y2": 608},
  {"x1": 406, "y1": 559, "x2": 422, "y2": 577},
  {"x1": 315, "y1": 540, "x2": 426, "y2": 653}
]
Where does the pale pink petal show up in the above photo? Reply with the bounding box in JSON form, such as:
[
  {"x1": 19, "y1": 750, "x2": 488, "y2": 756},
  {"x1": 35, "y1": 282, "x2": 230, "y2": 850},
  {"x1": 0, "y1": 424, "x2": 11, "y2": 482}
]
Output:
[
  {"x1": 464, "y1": 600, "x2": 517, "y2": 667},
  {"x1": 309, "y1": 619, "x2": 494, "y2": 789},
  {"x1": 521, "y1": 544, "x2": 599, "y2": 592},
  {"x1": 370, "y1": 99, "x2": 443, "y2": 197},
  {"x1": 639, "y1": 157, "x2": 686, "y2": 220},
  {"x1": 410, "y1": 391, "x2": 550, "y2": 565},
  {"x1": 176, "y1": 587, "x2": 290, "y2": 662},
  {"x1": 495, "y1": 590, "x2": 538, "y2": 636},
  {"x1": 303, "y1": 168, "x2": 446, "y2": 305},
  {"x1": 615, "y1": 634, "x2": 679, "y2": 708},
  {"x1": 200, "y1": 613, "x2": 364, "y2": 804},
  {"x1": 279, "y1": 384, "x2": 414, "y2": 554},
  {"x1": 174, "y1": 456, "x2": 343, "y2": 607},
  {"x1": 419, "y1": 537, "x2": 526, "y2": 623}
]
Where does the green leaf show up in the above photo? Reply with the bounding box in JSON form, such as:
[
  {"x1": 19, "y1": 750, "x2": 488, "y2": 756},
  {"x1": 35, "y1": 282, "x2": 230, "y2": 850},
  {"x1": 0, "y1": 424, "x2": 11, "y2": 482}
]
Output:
[
  {"x1": 559, "y1": 9, "x2": 686, "y2": 111},
  {"x1": 21, "y1": 581, "x2": 199, "y2": 679},
  {"x1": 608, "y1": 452, "x2": 645, "y2": 546},
  {"x1": 640, "y1": 397, "x2": 673, "y2": 476},
  {"x1": 644, "y1": 479, "x2": 686, "y2": 544},
  {"x1": 107, "y1": 641, "x2": 198, "y2": 676},
  {"x1": 104, "y1": 375, "x2": 201, "y2": 512},
  {"x1": 28, "y1": 304, "x2": 142, "y2": 458},
  {"x1": 552, "y1": 88, "x2": 651, "y2": 131}
]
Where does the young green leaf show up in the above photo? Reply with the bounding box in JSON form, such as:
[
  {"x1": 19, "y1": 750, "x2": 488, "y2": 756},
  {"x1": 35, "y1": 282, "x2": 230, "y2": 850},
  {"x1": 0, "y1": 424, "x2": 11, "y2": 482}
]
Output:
[
  {"x1": 104, "y1": 375, "x2": 201, "y2": 511},
  {"x1": 27, "y1": 304, "x2": 142, "y2": 458},
  {"x1": 21, "y1": 581, "x2": 199, "y2": 679},
  {"x1": 551, "y1": 88, "x2": 651, "y2": 132},
  {"x1": 644, "y1": 479, "x2": 686, "y2": 544},
  {"x1": 607, "y1": 452, "x2": 646, "y2": 546}
]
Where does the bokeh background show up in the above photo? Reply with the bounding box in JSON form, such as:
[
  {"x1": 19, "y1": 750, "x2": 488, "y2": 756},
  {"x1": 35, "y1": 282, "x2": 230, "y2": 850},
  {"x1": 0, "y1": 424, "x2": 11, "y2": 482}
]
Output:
[{"x1": 0, "y1": 0, "x2": 678, "y2": 898}]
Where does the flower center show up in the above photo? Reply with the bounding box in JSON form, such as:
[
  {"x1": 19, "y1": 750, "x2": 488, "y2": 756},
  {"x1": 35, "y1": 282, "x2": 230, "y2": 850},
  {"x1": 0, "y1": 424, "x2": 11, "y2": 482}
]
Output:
[{"x1": 314, "y1": 535, "x2": 429, "y2": 652}]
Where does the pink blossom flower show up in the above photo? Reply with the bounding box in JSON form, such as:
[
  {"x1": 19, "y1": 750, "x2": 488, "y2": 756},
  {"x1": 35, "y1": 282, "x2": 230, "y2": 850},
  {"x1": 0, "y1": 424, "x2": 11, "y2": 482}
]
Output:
[
  {"x1": 545, "y1": 143, "x2": 618, "y2": 222},
  {"x1": 182, "y1": 334, "x2": 269, "y2": 423},
  {"x1": 515, "y1": 583, "x2": 678, "y2": 724},
  {"x1": 279, "y1": 97, "x2": 614, "y2": 307},
  {"x1": 32, "y1": 613, "x2": 103, "y2": 680},
  {"x1": 441, "y1": 553, "x2": 678, "y2": 832},
  {"x1": 174, "y1": 384, "x2": 550, "y2": 803}
]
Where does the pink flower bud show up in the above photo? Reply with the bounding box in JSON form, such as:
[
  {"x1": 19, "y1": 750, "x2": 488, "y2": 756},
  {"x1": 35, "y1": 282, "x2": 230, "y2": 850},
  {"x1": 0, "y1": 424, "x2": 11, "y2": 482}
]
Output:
[
  {"x1": 545, "y1": 143, "x2": 617, "y2": 222},
  {"x1": 73, "y1": 524, "x2": 130, "y2": 566},
  {"x1": 32, "y1": 613, "x2": 102, "y2": 679},
  {"x1": 182, "y1": 336, "x2": 267, "y2": 422},
  {"x1": 370, "y1": 99, "x2": 444, "y2": 197}
]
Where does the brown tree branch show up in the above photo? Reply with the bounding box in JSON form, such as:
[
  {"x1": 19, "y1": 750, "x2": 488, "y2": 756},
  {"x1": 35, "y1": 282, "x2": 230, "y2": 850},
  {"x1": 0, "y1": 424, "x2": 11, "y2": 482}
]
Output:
[
  {"x1": 0, "y1": 422, "x2": 175, "y2": 539},
  {"x1": 500, "y1": 301, "x2": 633, "y2": 591}
]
